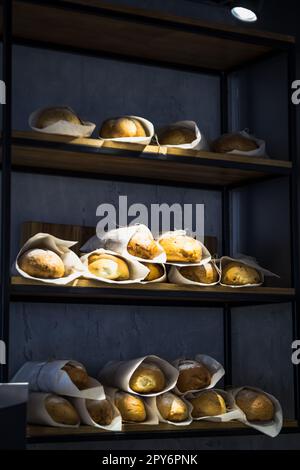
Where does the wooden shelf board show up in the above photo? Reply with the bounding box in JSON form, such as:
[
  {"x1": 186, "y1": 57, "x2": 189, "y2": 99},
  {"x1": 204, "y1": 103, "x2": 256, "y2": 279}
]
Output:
[{"x1": 8, "y1": 131, "x2": 292, "y2": 187}]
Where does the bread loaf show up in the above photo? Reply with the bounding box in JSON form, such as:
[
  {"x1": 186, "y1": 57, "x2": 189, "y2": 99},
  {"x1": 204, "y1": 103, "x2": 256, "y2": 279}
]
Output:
[
  {"x1": 127, "y1": 231, "x2": 161, "y2": 260},
  {"x1": 156, "y1": 392, "x2": 189, "y2": 422},
  {"x1": 88, "y1": 253, "x2": 130, "y2": 280},
  {"x1": 180, "y1": 263, "x2": 218, "y2": 284},
  {"x1": 189, "y1": 391, "x2": 226, "y2": 418},
  {"x1": 35, "y1": 107, "x2": 82, "y2": 129},
  {"x1": 115, "y1": 392, "x2": 147, "y2": 422},
  {"x1": 176, "y1": 360, "x2": 211, "y2": 393},
  {"x1": 100, "y1": 117, "x2": 147, "y2": 138},
  {"x1": 158, "y1": 127, "x2": 195, "y2": 145},
  {"x1": 62, "y1": 362, "x2": 89, "y2": 390},
  {"x1": 45, "y1": 395, "x2": 80, "y2": 425},
  {"x1": 236, "y1": 389, "x2": 275, "y2": 422},
  {"x1": 159, "y1": 235, "x2": 202, "y2": 263},
  {"x1": 222, "y1": 262, "x2": 261, "y2": 286},
  {"x1": 143, "y1": 263, "x2": 164, "y2": 281},
  {"x1": 129, "y1": 362, "x2": 166, "y2": 394},
  {"x1": 212, "y1": 133, "x2": 258, "y2": 154},
  {"x1": 18, "y1": 249, "x2": 65, "y2": 279},
  {"x1": 86, "y1": 399, "x2": 114, "y2": 426}
]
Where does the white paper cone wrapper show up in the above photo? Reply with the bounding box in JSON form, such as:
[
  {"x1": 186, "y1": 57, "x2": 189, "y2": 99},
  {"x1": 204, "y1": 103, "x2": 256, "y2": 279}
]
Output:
[
  {"x1": 220, "y1": 256, "x2": 279, "y2": 288},
  {"x1": 158, "y1": 230, "x2": 211, "y2": 267},
  {"x1": 71, "y1": 396, "x2": 122, "y2": 431},
  {"x1": 99, "y1": 355, "x2": 179, "y2": 397},
  {"x1": 102, "y1": 225, "x2": 167, "y2": 264},
  {"x1": 13, "y1": 233, "x2": 85, "y2": 285},
  {"x1": 155, "y1": 121, "x2": 209, "y2": 151},
  {"x1": 29, "y1": 107, "x2": 96, "y2": 137},
  {"x1": 227, "y1": 131, "x2": 266, "y2": 158},
  {"x1": 185, "y1": 389, "x2": 244, "y2": 423},
  {"x1": 80, "y1": 249, "x2": 150, "y2": 284},
  {"x1": 173, "y1": 355, "x2": 225, "y2": 396},
  {"x1": 230, "y1": 387, "x2": 283, "y2": 438},
  {"x1": 149, "y1": 395, "x2": 193, "y2": 427},
  {"x1": 106, "y1": 388, "x2": 159, "y2": 425},
  {"x1": 99, "y1": 116, "x2": 154, "y2": 145},
  {"x1": 168, "y1": 261, "x2": 220, "y2": 286},
  {"x1": 141, "y1": 264, "x2": 167, "y2": 284},
  {"x1": 12, "y1": 360, "x2": 105, "y2": 399},
  {"x1": 27, "y1": 392, "x2": 80, "y2": 428}
]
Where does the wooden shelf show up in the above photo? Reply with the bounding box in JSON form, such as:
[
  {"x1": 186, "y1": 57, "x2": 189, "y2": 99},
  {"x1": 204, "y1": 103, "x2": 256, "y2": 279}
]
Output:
[
  {"x1": 11, "y1": 277, "x2": 295, "y2": 306},
  {"x1": 27, "y1": 420, "x2": 299, "y2": 443},
  {"x1": 8, "y1": 131, "x2": 292, "y2": 188},
  {"x1": 4, "y1": 1, "x2": 294, "y2": 73}
]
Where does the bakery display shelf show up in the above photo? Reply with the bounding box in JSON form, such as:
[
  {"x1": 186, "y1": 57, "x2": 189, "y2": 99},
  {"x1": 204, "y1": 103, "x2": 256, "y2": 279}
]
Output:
[
  {"x1": 5, "y1": 131, "x2": 292, "y2": 188},
  {"x1": 27, "y1": 420, "x2": 299, "y2": 443},
  {"x1": 11, "y1": 277, "x2": 295, "y2": 307},
  {"x1": 0, "y1": 1, "x2": 294, "y2": 74}
]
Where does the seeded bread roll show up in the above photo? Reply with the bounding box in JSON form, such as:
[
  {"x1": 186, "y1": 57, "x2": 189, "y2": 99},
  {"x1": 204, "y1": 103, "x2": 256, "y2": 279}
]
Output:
[
  {"x1": 176, "y1": 360, "x2": 211, "y2": 393},
  {"x1": 88, "y1": 253, "x2": 130, "y2": 280},
  {"x1": 115, "y1": 392, "x2": 147, "y2": 422},
  {"x1": 143, "y1": 263, "x2": 164, "y2": 281},
  {"x1": 222, "y1": 262, "x2": 261, "y2": 286},
  {"x1": 159, "y1": 235, "x2": 202, "y2": 263},
  {"x1": 189, "y1": 391, "x2": 226, "y2": 418},
  {"x1": 45, "y1": 395, "x2": 80, "y2": 425},
  {"x1": 156, "y1": 392, "x2": 189, "y2": 422},
  {"x1": 180, "y1": 263, "x2": 218, "y2": 284},
  {"x1": 127, "y1": 231, "x2": 161, "y2": 260},
  {"x1": 158, "y1": 127, "x2": 195, "y2": 145},
  {"x1": 62, "y1": 362, "x2": 89, "y2": 390},
  {"x1": 236, "y1": 389, "x2": 275, "y2": 422},
  {"x1": 129, "y1": 362, "x2": 166, "y2": 394},
  {"x1": 35, "y1": 107, "x2": 82, "y2": 129},
  {"x1": 18, "y1": 249, "x2": 65, "y2": 279},
  {"x1": 100, "y1": 117, "x2": 147, "y2": 138},
  {"x1": 212, "y1": 133, "x2": 258, "y2": 154},
  {"x1": 86, "y1": 399, "x2": 114, "y2": 426}
]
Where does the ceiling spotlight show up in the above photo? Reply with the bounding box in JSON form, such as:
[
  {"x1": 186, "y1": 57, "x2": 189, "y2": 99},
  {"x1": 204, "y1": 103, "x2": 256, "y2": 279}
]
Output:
[{"x1": 230, "y1": 1, "x2": 263, "y2": 23}]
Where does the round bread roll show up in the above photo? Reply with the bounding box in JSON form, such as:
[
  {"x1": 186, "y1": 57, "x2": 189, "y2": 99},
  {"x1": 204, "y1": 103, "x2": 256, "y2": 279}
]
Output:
[
  {"x1": 236, "y1": 389, "x2": 275, "y2": 422},
  {"x1": 212, "y1": 133, "x2": 258, "y2": 154},
  {"x1": 127, "y1": 231, "x2": 161, "y2": 260},
  {"x1": 159, "y1": 235, "x2": 202, "y2": 263},
  {"x1": 156, "y1": 392, "x2": 189, "y2": 422},
  {"x1": 35, "y1": 107, "x2": 82, "y2": 129},
  {"x1": 176, "y1": 360, "x2": 211, "y2": 393},
  {"x1": 143, "y1": 263, "x2": 164, "y2": 281},
  {"x1": 86, "y1": 399, "x2": 114, "y2": 426},
  {"x1": 88, "y1": 253, "x2": 130, "y2": 280},
  {"x1": 100, "y1": 117, "x2": 147, "y2": 138},
  {"x1": 129, "y1": 362, "x2": 166, "y2": 394},
  {"x1": 222, "y1": 262, "x2": 261, "y2": 286},
  {"x1": 158, "y1": 127, "x2": 195, "y2": 145},
  {"x1": 180, "y1": 263, "x2": 218, "y2": 284},
  {"x1": 45, "y1": 395, "x2": 79, "y2": 425},
  {"x1": 115, "y1": 392, "x2": 147, "y2": 422},
  {"x1": 189, "y1": 391, "x2": 226, "y2": 418},
  {"x1": 62, "y1": 362, "x2": 89, "y2": 390},
  {"x1": 18, "y1": 249, "x2": 65, "y2": 279}
]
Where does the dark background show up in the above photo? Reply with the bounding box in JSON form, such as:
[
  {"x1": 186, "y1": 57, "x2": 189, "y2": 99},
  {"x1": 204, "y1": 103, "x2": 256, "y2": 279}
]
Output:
[{"x1": 6, "y1": 0, "x2": 300, "y2": 449}]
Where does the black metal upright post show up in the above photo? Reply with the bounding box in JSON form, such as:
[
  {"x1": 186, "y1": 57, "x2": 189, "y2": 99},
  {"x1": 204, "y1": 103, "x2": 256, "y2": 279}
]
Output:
[
  {"x1": 287, "y1": 45, "x2": 300, "y2": 425},
  {"x1": 1, "y1": 0, "x2": 12, "y2": 383}
]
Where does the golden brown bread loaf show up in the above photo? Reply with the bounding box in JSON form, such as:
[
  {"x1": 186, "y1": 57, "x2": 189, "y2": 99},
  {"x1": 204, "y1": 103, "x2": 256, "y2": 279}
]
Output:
[
  {"x1": 18, "y1": 249, "x2": 65, "y2": 279},
  {"x1": 176, "y1": 360, "x2": 211, "y2": 393},
  {"x1": 212, "y1": 133, "x2": 258, "y2": 154},
  {"x1": 45, "y1": 395, "x2": 80, "y2": 425},
  {"x1": 86, "y1": 399, "x2": 114, "y2": 425},
  {"x1": 156, "y1": 392, "x2": 189, "y2": 422},
  {"x1": 115, "y1": 392, "x2": 147, "y2": 422},
  {"x1": 180, "y1": 263, "x2": 218, "y2": 284},
  {"x1": 100, "y1": 117, "x2": 147, "y2": 138},
  {"x1": 127, "y1": 231, "x2": 161, "y2": 260},
  {"x1": 159, "y1": 235, "x2": 202, "y2": 263},
  {"x1": 222, "y1": 262, "x2": 261, "y2": 286},
  {"x1": 62, "y1": 362, "x2": 89, "y2": 390},
  {"x1": 88, "y1": 253, "x2": 130, "y2": 280},
  {"x1": 35, "y1": 107, "x2": 82, "y2": 129},
  {"x1": 143, "y1": 263, "x2": 164, "y2": 281},
  {"x1": 158, "y1": 127, "x2": 195, "y2": 145},
  {"x1": 129, "y1": 362, "x2": 166, "y2": 394},
  {"x1": 189, "y1": 391, "x2": 226, "y2": 418},
  {"x1": 236, "y1": 389, "x2": 275, "y2": 422}
]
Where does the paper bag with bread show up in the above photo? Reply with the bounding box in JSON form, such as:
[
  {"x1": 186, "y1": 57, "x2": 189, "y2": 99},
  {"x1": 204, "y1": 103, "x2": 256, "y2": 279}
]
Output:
[
  {"x1": 158, "y1": 230, "x2": 211, "y2": 266},
  {"x1": 185, "y1": 389, "x2": 243, "y2": 423},
  {"x1": 156, "y1": 121, "x2": 208, "y2": 151},
  {"x1": 99, "y1": 115, "x2": 154, "y2": 145},
  {"x1": 27, "y1": 392, "x2": 80, "y2": 428}
]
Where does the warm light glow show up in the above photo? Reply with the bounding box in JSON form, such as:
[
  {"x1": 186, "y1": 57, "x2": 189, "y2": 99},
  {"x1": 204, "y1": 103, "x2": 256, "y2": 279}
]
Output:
[{"x1": 231, "y1": 6, "x2": 257, "y2": 22}]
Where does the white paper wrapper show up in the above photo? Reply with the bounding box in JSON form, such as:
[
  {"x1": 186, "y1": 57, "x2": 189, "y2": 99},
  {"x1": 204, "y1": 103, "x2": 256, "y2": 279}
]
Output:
[
  {"x1": 158, "y1": 230, "x2": 211, "y2": 267},
  {"x1": 230, "y1": 387, "x2": 283, "y2": 438},
  {"x1": 11, "y1": 360, "x2": 105, "y2": 400},
  {"x1": 99, "y1": 355, "x2": 179, "y2": 397},
  {"x1": 168, "y1": 260, "x2": 220, "y2": 286},
  {"x1": 155, "y1": 121, "x2": 209, "y2": 151},
  {"x1": 141, "y1": 263, "x2": 167, "y2": 284},
  {"x1": 27, "y1": 392, "x2": 80, "y2": 428},
  {"x1": 99, "y1": 116, "x2": 154, "y2": 145},
  {"x1": 80, "y1": 249, "x2": 150, "y2": 284},
  {"x1": 102, "y1": 225, "x2": 167, "y2": 264},
  {"x1": 29, "y1": 107, "x2": 96, "y2": 137},
  {"x1": 14, "y1": 233, "x2": 85, "y2": 285},
  {"x1": 71, "y1": 395, "x2": 122, "y2": 431},
  {"x1": 173, "y1": 355, "x2": 225, "y2": 396},
  {"x1": 220, "y1": 256, "x2": 279, "y2": 288},
  {"x1": 149, "y1": 394, "x2": 193, "y2": 427},
  {"x1": 80, "y1": 234, "x2": 104, "y2": 253},
  {"x1": 185, "y1": 389, "x2": 243, "y2": 423}
]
